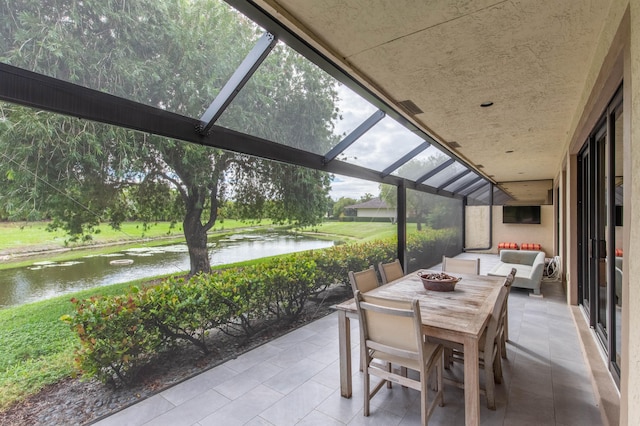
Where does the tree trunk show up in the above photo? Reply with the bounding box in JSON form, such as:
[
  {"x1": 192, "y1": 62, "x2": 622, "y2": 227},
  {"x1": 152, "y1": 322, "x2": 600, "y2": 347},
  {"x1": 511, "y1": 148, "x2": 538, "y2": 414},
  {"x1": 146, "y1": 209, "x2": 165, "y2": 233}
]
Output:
[{"x1": 183, "y1": 208, "x2": 211, "y2": 275}]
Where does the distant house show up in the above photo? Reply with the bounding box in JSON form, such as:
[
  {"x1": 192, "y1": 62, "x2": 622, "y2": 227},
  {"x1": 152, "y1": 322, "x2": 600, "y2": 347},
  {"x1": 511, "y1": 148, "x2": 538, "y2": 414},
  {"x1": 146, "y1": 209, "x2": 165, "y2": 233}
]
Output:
[{"x1": 345, "y1": 198, "x2": 396, "y2": 221}]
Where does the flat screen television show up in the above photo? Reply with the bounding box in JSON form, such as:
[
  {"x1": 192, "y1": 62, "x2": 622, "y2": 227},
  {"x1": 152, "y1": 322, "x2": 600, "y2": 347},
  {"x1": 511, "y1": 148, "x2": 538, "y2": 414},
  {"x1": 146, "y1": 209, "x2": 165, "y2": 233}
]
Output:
[
  {"x1": 615, "y1": 205, "x2": 623, "y2": 226},
  {"x1": 502, "y1": 205, "x2": 541, "y2": 224}
]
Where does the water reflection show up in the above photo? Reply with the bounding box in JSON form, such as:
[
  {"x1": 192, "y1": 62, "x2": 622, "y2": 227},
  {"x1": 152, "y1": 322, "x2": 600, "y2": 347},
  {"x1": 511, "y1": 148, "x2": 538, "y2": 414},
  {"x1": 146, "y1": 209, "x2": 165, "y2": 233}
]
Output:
[{"x1": 1, "y1": 233, "x2": 333, "y2": 308}]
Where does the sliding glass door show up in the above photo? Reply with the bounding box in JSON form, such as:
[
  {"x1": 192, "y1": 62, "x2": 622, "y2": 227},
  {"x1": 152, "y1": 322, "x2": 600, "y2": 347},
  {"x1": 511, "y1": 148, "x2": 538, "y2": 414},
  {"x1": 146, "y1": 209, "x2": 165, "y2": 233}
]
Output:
[{"x1": 577, "y1": 87, "x2": 622, "y2": 385}]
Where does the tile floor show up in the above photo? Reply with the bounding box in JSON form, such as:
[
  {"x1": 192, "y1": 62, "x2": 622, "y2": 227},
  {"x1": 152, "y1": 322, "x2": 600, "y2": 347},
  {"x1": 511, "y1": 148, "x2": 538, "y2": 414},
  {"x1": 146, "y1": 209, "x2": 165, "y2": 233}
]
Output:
[{"x1": 93, "y1": 254, "x2": 603, "y2": 426}]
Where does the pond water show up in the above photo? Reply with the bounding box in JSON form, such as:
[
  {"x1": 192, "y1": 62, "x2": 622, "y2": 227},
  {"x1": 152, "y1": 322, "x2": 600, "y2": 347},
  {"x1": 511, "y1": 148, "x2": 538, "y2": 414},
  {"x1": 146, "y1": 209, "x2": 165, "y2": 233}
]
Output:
[{"x1": 0, "y1": 233, "x2": 333, "y2": 308}]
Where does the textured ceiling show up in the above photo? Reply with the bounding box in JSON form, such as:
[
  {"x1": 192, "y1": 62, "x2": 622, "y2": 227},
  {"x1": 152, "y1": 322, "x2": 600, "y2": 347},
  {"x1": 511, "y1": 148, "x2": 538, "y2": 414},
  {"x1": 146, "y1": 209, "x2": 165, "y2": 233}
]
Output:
[{"x1": 253, "y1": 0, "x2": 611, "y2": 203}]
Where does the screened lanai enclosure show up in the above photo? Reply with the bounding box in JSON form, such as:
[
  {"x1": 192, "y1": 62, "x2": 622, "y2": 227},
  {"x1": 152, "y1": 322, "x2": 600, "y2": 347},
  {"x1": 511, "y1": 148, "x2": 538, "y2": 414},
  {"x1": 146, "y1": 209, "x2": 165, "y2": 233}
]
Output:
[{"x1": 0, "y1": 0, "x2": 513, "y2": 273}]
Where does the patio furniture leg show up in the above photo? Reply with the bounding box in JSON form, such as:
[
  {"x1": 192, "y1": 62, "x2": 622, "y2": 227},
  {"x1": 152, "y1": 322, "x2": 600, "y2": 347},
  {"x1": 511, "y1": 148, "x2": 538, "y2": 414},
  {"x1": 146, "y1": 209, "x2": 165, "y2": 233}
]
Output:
[
  {"x1": 463, "y1": 336, "x2": 481, "y2": 426},
  {"x1": 339, "y1": 310, "x2": 352, "y2": 398}
]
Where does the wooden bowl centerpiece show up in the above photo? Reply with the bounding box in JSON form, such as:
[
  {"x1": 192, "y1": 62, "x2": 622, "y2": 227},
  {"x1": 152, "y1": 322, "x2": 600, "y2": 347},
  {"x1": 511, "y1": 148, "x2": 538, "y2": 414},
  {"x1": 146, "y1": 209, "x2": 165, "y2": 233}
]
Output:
[{"x1": 418, "y1": 272, "x2": 461, "y2": 292}]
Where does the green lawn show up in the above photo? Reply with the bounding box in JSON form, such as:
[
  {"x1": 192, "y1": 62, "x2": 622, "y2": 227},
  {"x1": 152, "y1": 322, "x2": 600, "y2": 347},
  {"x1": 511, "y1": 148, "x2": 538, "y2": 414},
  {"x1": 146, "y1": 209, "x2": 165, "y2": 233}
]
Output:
[
  {"x1": 301, "y1": 220, "x2": 419, "y2": 241},
  {"x1": 0, "y1": 219, "x2": 274, "y2": 253},
  {"x1": 0, "y1": 280, "x2": 149, "y2": 410}
]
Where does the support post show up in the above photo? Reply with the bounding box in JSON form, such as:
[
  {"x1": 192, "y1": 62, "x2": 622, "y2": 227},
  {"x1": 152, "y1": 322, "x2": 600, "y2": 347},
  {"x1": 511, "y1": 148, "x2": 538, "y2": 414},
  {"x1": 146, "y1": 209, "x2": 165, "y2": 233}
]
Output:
[{"x1": 397, "y1": 181, "x2": 407, "y2": 271}]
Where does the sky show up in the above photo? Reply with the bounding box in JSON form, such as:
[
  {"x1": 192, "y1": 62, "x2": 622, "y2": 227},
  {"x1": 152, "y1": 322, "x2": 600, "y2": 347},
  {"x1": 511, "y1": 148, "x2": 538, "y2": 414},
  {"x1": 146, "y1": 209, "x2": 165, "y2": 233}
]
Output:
[
  {"x1": 327, "y1": 84, "x2": 426, "y2": 201},
  {"x1": 329, "y1": 175, "x2": 381, "y2": 201}
]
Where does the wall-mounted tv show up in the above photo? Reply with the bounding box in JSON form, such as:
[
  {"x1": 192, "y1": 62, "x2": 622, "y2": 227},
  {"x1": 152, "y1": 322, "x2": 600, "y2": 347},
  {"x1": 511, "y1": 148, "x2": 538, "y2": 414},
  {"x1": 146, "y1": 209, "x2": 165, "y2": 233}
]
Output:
[
  {"x1": 615, "y1": 205, "x2": 623, "y2": 226},
  {"x1": 502, "y1": 205, "x2": 541, "y2": 224}
]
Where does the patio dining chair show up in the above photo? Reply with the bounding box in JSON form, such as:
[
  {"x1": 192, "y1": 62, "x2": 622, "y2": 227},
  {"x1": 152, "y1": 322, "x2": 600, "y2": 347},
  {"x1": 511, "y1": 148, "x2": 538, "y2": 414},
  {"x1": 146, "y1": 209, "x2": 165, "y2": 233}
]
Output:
[
  {"x1": 499, "y1": 268, "x2": 517, "y2": 359},
  {"x1": 431, "y1": 285, "x2": 509, "y2": 410},
  {"x1": 348, "y1": 266, "x2": 379, "y2": 294},
  {"x1": 348, "y1": 266, "x2": 380, "y2": 372},
  {"x1": 378, "y1": 259, "x2": 404, "y2": 284},
  {"x1": 354, "y1": 290, "x2": 444, "y2": 425},
  {"x1": 441, "y1": 256, "x2": 480, "y2": 275}
]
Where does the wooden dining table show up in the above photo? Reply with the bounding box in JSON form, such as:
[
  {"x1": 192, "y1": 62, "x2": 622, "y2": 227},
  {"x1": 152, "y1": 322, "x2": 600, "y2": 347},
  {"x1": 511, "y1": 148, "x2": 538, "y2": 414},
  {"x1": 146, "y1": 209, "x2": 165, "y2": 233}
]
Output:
[{"x1": 334, "y1": 269, "x2": 504, "y2": 426}]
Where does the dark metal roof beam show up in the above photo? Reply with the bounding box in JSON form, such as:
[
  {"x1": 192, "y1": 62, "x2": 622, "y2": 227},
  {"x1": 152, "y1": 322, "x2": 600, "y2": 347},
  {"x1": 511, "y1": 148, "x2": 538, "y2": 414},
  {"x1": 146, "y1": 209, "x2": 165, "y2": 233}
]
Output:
[
  {"x1": 198, "y1": 31, "x2": 277, "y2": 134},
  {"x1": 462, "y1": 181, "x2": 489, "y2": 197},
  {"x1": 467, "y1": 183, "x2": 491, "y2": 200},
  {"x1": 452, "y1": 176, "x2": 483, "y2": 194},
  {"x1": 493, "y1": 189, "x2": 513, "y2": 204},
  {"x1": 323, "y1": 109, "x2": 385, "y2": 164},
  {"x1": 380, "y1": 141, "x2": 430, "y2": 177},
  {"x1": 0, "y1": 63, "x2": 464, "y2": 202},
  {"x1": 415, "y1": 158, "x2": 455, "y2": 184},
  {"x1": 437, "y1": 169, "x2": 472, "y2": 191}
]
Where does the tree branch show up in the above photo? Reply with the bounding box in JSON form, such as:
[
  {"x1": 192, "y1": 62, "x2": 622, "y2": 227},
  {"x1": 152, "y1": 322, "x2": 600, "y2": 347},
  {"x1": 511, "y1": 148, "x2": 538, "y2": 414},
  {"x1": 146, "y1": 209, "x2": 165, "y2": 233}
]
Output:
[{"x1": 152, "y1": 170, "x2": 188, "y2": 202}]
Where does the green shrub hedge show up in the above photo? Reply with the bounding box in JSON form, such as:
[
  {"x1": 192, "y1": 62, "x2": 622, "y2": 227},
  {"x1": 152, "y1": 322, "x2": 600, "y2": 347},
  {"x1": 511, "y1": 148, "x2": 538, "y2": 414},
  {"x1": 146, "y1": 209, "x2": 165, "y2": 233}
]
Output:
[{"x1": 62, "y1": 228, "x2": 459, "y2": 385}]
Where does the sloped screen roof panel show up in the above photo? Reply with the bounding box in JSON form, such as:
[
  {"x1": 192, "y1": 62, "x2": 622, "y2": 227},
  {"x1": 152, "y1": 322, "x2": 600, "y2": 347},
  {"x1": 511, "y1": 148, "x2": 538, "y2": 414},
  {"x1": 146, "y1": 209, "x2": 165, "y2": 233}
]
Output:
[
  {"x1": 338, "y1": 116, "x2": 424, "y2": 171},
  {"x1": 0, "y1": 0, "x2": 256, "y2": 119}
]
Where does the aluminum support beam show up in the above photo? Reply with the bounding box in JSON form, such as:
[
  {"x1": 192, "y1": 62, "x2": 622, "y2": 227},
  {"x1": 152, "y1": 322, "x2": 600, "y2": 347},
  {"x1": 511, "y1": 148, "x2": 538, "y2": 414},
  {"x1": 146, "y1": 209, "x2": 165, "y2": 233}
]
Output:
[
  {"x1": 464, "y1": 182, "x2": 491, "y2": 200},
  {"x1": 198, "y1": 32, "x2": 277, "y2": 134},
  {"x1": 415, "y1": 158, "x2": 455, "y2": 184},
  {"x1": 438, "y1": 169, "x2": 472, "y2": 191},
  {"x1": 380, "y1": 141, "x2": 430, "y2": 177},
  {"x1": 323, "y1": 110, "x2": 385, "y2": 164},
  {"x1": 463, "y1": 180, "x2": 490, "y2": 197},
  {"x1": 397, "y1": 181, "x2": 407, "y2": 271},
  {"x1": 452, "y1": 176, "x2": 484, "y2": 194}
]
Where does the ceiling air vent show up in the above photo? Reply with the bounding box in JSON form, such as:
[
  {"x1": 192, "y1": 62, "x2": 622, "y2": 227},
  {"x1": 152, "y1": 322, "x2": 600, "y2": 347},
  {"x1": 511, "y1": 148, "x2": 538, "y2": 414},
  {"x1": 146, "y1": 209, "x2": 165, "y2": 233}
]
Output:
[{"x1": 398, "y1": 100, "x2": 423, "y2": 115}]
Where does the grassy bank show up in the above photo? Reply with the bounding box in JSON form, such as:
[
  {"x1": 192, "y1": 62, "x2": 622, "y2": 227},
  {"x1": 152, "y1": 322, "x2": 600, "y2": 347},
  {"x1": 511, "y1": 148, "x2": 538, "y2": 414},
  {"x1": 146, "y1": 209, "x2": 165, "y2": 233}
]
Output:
[
  {"x1": 0, "y1": 220, "x2": 402, "y2": 410},
  {"x1": 0, "y1": 280, "x2": 153, "y2": 410},
  {"x1": 0, "y1": 219, "x2": 275, "y2": 254},
  {"x1": 299, "y1": 220, "x2": 406, "y2": 242}
]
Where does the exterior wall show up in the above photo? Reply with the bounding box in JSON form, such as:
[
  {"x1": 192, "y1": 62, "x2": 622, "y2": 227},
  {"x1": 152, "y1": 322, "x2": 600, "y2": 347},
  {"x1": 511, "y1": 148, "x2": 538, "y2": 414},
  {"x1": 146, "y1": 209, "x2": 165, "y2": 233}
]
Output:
[
  {"x1": 558, "y1": 0, "x2": 639, "y2": 423},
  {"x1": 491, "y1": 205, "x2": 554, "y2": 256},
  {"x1": 566, "y1": 155, "x2": 579, "y2": 306},
  {"x1": 355, "y1": 208, "x2": 395, "y2": 219},
  {"x1": 623, "y1": 1, "x2": 639, "y2": 423},
  {"x1": 465, "y1": 205, "x2": 491, "y2": 249},
  {"x1": 465, "y1": 205, "x2": 554, "y2": 256}
]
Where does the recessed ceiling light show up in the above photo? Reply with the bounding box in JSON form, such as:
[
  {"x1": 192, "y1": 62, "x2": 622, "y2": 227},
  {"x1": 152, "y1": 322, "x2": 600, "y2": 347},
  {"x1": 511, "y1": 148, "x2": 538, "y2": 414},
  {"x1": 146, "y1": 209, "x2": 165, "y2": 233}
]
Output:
[{"x1": 480, "y1": 101, "x2": 494, "y2": 107}]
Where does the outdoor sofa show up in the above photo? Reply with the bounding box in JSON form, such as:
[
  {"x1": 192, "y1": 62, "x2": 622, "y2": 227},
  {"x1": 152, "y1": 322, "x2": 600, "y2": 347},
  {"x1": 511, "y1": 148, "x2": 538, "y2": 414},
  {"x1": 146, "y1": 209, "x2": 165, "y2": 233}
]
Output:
[{"x1": 488, "y1": 249, "x2": 546, "y2": 295}]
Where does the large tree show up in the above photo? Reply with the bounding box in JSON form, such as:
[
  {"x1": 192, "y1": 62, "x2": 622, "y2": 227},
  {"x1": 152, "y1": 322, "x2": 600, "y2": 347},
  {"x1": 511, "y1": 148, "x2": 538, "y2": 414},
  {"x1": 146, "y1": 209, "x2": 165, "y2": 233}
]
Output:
[{"x1": 0, "y1": 0, "x2": 339, "y2": 274}]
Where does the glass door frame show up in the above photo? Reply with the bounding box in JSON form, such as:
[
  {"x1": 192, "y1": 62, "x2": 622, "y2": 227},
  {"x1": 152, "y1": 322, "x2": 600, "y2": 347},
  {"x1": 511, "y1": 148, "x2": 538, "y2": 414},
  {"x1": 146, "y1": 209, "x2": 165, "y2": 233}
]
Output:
[{"x1": 577, "y1": 86, "x2": 622, "y2": 386}]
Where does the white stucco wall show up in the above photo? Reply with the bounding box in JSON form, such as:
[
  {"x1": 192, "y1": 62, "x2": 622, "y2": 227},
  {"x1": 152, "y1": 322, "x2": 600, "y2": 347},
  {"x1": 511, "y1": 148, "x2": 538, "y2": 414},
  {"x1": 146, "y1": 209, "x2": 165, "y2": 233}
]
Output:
[
  {"x1": 465, "y1": 205, "x2": 554, "y2": 256},
  {"x1": 355, "y1": 208, "x2": 395, "y2": 219},
  {"x1": 623, "y1": 1, "x2": 639, "y2": 423}
]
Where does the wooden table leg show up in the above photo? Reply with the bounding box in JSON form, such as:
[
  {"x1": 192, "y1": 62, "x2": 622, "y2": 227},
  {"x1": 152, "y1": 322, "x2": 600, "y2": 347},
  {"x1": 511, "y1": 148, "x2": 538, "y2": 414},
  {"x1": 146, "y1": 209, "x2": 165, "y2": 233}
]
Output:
[
  {"x1": 463, "y1": 336, "x2": 480, "y2": 426},
  {"x1": 338, "y1": 310, "x2": 352, "y2": 398}
]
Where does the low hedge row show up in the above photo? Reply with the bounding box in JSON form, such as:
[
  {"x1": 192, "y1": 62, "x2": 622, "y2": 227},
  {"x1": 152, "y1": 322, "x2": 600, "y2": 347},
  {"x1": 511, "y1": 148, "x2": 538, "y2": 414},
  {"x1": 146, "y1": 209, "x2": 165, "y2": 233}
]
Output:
[{"x1": 62, "y1": 228, "x2": 459, "y2": 385}]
